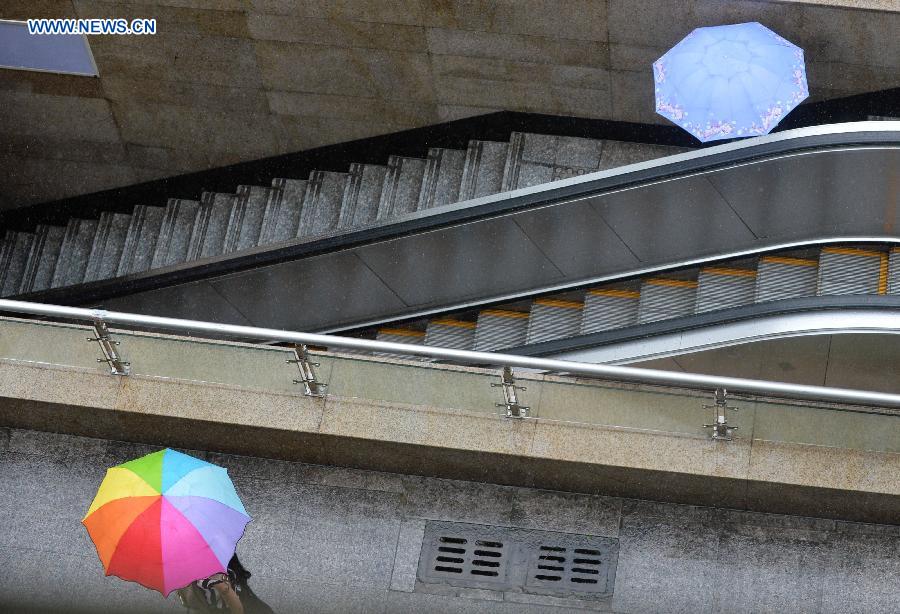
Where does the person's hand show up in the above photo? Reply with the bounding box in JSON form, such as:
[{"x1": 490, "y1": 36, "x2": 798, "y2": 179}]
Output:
[{"x1": 210, "y1": 575, "x2": 244, "y2": 614}]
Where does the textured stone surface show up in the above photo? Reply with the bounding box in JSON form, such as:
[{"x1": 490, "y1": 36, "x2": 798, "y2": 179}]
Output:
[
  {"x1": 232, "y1": 185, "x2": 273, "y2": 251},
  {"x1": 297, "y1": 170, "x2": 348, "y2": 238},
  {"x1": 117, "y1": 205, "x2": 165, "y2": 275},
  {"x1": 267, "y1": 178, "x2": 307, "y2": 242},
  {"x1": 0, "y1": 1, "x2": 894, "y2": 208},
  {"x1": 1, "y1": 232, "x2": 34, "y2": 296},
  {"x1": 50, "y1": 219, "x2": 96, "y2": 288},
  {"x1": 1, "y1": 429, "x2": 900, "y2": 613},
  {"x1": 339, "y1": 163, "x2": 389, "y2": 228},
  {"x1": 150, "y1": 198, "x2": 201, "y2": 269},
  {"x1": 458, "y1": 140, "x2": 509, "y2": 201},
  {"x1": 83, "y1": 212, "x2": 131, "y2": 282},
  {"x1": 20, "y1": 224, "x2": 65, "y2": 293},
  {"x1": 418, "y1": 148, "x2": 466, "y2": 210},
  {"x1": 195, "y1": 191, "x2": 239, "y2": 258},
  {"x1": 377, "y1": 156, "x2": 428, "y2": 219}
]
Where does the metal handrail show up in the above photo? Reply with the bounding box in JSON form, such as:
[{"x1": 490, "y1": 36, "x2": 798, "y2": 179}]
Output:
[{"x1": 1, "y1": 297, "x2": 900, "y2": 409}]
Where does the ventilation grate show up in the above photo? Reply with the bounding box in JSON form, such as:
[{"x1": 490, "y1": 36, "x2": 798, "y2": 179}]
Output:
[
  {"x1": 526, "y1": 544, "x2": 609, "y2": 594},
  {"x1": 417, "y1": 521, "x2": 617, "y2": 600},
  {"x1": 422, "y1": 533, "x2": 510, "y2": 587}
]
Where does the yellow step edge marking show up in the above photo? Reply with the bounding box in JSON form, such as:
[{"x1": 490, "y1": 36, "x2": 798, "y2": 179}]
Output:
[
  {"x1": 378, "y1": 328, "x2": 426, "y2": 338},
  {"x1": 822, "y1": 246, "x2": 884, "y2": 258},
  {"x1": 481, "y1": 309, "x2": 530, "y2": 320},
  {"x1": 587, "y1": 289, "x2": 641, "y2": 299},
  {"x1": 702, "y1": 267, "x2": 757, "y2": 278},
  {"x1": 534, "y1": 298, "x2": 584, "y2": 310},
  {"x1": 760, "y1": 255, "x2": 818, "y2": 267},
  {"x1": 878, "y1": 253, "x2": 888, "y2": 295},
  {"x1": 891, "y1": 246, "x2": 900, "y2": 253},
  {"x1": 431, "y1": 318, "x2": 477, "y2": 330},
  {"x1": 646, "y1": 278, "x2": 698, "y2": 289}
]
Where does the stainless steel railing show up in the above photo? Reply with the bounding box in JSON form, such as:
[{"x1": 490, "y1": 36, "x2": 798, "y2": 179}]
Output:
[{"x1": 1, "y1": 297, "x2": 900, "y2": 409}]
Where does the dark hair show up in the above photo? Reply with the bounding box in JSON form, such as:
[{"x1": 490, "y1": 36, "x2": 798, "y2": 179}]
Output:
[{"x1": 228, "y1": 554, "x2": 251, "y2": 583}]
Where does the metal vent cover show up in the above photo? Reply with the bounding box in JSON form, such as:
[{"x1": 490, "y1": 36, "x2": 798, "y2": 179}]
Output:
[{"x1": 418, "y1": 521, "x2": 618, "y2": 600}]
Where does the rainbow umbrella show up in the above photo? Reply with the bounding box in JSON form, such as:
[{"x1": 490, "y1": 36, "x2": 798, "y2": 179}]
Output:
[{"x1": 82, "y1": 448, "x2": 251, "y2": 595}]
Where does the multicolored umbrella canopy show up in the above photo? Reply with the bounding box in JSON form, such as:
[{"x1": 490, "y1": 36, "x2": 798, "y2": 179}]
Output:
[
  {"x1": 82, "y1": 449, "x2": 251, "y2": 596},
  {"x1": 653, "y1": 22, "x2": 809, "y2": 142}
]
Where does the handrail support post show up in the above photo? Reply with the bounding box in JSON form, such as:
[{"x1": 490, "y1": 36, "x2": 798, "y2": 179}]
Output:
[
  {"x1": 493, "y1": 366, "x2": 529, "y2": 418},
  {"x1": 87, "y1": 319, "x2": 130, "y2": 376},
  {"x1": 287, "y1": 345, "x2": 327, "y2": 397},
  {"x1": 703, "y1": 387, "x2": 738, "y2": 440}
]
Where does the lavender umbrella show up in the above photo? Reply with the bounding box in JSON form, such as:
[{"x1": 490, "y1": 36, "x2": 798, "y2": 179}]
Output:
[{"x1": 653, "y1": 22, "x2": 809, "y2": 142}]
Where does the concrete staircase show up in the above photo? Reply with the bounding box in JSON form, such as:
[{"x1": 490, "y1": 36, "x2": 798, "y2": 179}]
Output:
[
  {"x1": 0, "y1": 133, "x2": 681, "y2": 297},
  {"x1": 375, "y1": 244, "x2": 895, "y2": 353}
]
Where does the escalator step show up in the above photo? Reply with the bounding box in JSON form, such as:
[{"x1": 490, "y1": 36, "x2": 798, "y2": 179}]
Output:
[
  {"x1": 754, "y1": 256, "x2": 818, "y2": 303},
  {"x1": 581, "y1": 289, "x2": 640, "y2": 334},
  {"x1": 474, "y1": 309, "x2": 529, "y2": 351},
  {"x1": 638, "y1": 279, "x2": 697, "y2": 323},
  {"x1": 425, "y1": 318, "x2": 477, "y2": 351},
  {"x1": 818, "y1": 247, "x2": 886, "y2": 296},
  {"x1": 888, "y1": 248, "x2": 900, "y2": 295},
  {"x1": 526, "y1": 298, "x2": 584, "y2": 345},
  {"x1": 695, "y1": 267, "x2": 757, "y2": 313}
]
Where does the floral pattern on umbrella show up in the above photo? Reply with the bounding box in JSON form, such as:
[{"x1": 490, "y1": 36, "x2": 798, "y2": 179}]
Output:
[{"x1": 653, "y1": 22, "x2": 809, "y2": 142}]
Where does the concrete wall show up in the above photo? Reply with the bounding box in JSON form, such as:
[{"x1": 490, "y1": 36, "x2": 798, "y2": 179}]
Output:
[
  {"x1": 1, "y1": 0, "x2": 898, "y2": 207},
  {"x1": 1, "y1": 427, "x2": 899, "y2": 614}
]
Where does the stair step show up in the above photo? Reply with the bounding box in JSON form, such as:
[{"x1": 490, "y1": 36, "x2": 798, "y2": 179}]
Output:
[
  {"x1": 377, "y1": 156, "x2": 427, "y2": 220},
  {"x1": 117, "y1": 205, "x2": 166, "y2": 276},
  {"x1": 231, "y1": 185, "x2": 275, "y2": 252},
  {"x1": 0, "y1": 231, "x2": 35, "y2": 296},
  {"x1": 888, "y1": 248, "x2": 900, "y2": 295},
  {"x1": 473, "y1": 309, "x2": 529, "y2": 351},
  {"x1": 695, "y1": 267, "x2": 757, "y2": 313},
  {"x1": 150, "y1": 199, "x2": 201, "y2": 270},
  {"x1": 597, "y1": 141, "x2": 686, "y2": 170},
  {"x1": 755, "y1": 256, "x2": 818, "y2": 302},
  {"x1": 580, "y1": 289, "x2": 640, "y2": 334},
  {"x1": 526, "y1": 298, "x2": 584, "y2": 344},
  {"x1": 339, "y1": 164, "x2": 388, "y2": 228},
  {"x1": 637, "y1": 279, "x2": 698, "y2": 323},
  {"x1": 264, "y1": 178, "x2": 307, "y2": 243},
  {"x1": 418, "y1": 148, "x2": 466, "y2": 211},
  {"x1": 424, "y1": 318, "x2": 477, "y2": 350},
  {"x1": 502, "y1": 132, "x2": 603, "y2": 191},
  {"x1": 458, "y1": 140, "x2": 509, "y2": 201},
  {"x1": 298, "y1": 171, "x2": 348, "y2": 239},
  {"x1": 193, "y1": 192, "x2": 240, "y2": 259},
  {"x1": 19, "y1": 225, "x2": 65, "y2": 293},
  {"x1": 817, "y1": 247, "x2": 887, "y2": 295},
  {"x1": 51, "y1": 219, "x2": 97, "y2": 288},
  {"x1": 84, "y1": 212, "x2": 131, "y2": 283}
]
